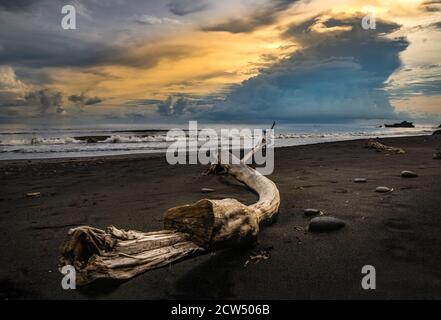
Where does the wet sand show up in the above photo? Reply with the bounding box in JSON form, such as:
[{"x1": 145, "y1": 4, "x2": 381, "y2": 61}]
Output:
[{"x1": 1, "y1": 135, "x2": 440, "y2": 299}]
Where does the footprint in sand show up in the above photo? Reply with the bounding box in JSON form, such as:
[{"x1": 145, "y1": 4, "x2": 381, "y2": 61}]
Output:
[
  {"x1": 384, "y1": 218, "x2": 412, "y2": 233},
  {"x1": 387, "y1": 243, "x2": 418, "y2": 262},
  {"x1": 333, "y1": 188, "x2": 349, "y2": 194},
  {"x1": 384, "y1": 218, "x2": 419, "y2": 262}
]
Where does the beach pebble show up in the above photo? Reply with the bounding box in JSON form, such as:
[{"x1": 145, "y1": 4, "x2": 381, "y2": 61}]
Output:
[
  {"x1": 401, "y1": 170, "x2": 418, "y2": 178},
  {"x1": 304, "y1": 208, "x2": 322, "y2": 216},
  {"x1": 376, "y1": 186, "x2": 393, "y2": 193},
  {"x1": 26, "y1": 192, "x2": 41, "y2": 197},
  {"x1": 201, "y1": 188, "x2": 215, "y2": 193},
  {"x1": 309, "y1": 216, "x2": 345, "y2": 232},
  {"x1": 354, "y1": 178, "x2": 367, "y2": 183}
]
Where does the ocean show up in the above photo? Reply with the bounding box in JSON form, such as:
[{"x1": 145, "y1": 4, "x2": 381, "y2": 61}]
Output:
[{"x1": 0, "y1": 122, "x2": 437, "y2": 160}]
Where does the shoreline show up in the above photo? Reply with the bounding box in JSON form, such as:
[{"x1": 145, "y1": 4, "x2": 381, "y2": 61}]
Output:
[
  {"x1": 1, "y1": 135, "x2": 441, "y2": 299},
  {"x1": 0, "y1": 134, "x2": 435, "y2": 164}
]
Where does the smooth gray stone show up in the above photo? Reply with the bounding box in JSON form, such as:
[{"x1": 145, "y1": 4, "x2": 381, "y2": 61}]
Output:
[
  {"x1": 309, "y1": 216, "x2": 345, "y2": 232},
  {"x1": 201, "y1": 188, "x2": 215, "y2": 193},
  {"x1": 401, "y1": 170, "x2": 418, "y2": 178},
  {"x1": 304, "y1": 208, "x2": 322, "y2": 216},
  {"x1": 376, "y1": 186, "x2": 392, "y2": 193},
  {"x1": 354, "y1": 178, "x2": 367, "y2": 183}
]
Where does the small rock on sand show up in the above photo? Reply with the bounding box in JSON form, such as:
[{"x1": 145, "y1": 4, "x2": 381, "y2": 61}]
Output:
[
  {"x1": 309, "y1": 216, "x2": 345, "y2": 232},
  {"x1": 354, "y1": 178, "x2": 367, "y2": 183},
  {"x1": 304, "y1": 208, "x2": 322, "y2": 216},
  {"x1": 401, "y1": 170, "x2": 418, "y2": 178},
  {"x1": 201, "y1": 188, "x2": 215, "y2": 193},
  {"x1": 376, "y1": 186, "x2": 393, "y2": 193},
  {"x1": 26, "y1": 192, "x2": 41, "y2": 197},
  {"x1": 434, "y1": 152, "x2": 441, "y2": 160}
]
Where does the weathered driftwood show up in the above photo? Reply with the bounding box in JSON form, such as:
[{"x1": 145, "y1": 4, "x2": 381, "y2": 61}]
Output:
[
  {"x1": 60, "y1": 134, "x2": 280, "y2": 285},
  {"x1": 60, "y1": 227, "x2": 202, "y2": 283},
  {"x1": 366, "y1": 139, "x2": 405, "y2": 154}
]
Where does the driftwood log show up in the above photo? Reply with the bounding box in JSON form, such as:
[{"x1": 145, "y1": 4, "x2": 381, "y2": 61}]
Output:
[
  {"x1": 366, "y1": 139, "x2": 405, "y2": 154},
  {"x1": 59, "y1": 134, "x2": 280, "y2": 285}
]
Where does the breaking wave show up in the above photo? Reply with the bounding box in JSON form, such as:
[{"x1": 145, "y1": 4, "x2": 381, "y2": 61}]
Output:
[
  {"x1": 1, "y1": 137, "x2": 86, "y2": 146},
  {"x1": 101, "y1": 135, "x2": 170, "y2": 143}
]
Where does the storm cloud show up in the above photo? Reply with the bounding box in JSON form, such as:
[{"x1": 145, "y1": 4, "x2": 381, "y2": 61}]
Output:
[
  {"x1": 0, "y1": 1, "x2": 193, "y2": 69},
  {"x1": 208, "y1": 13, "x2": 409, "y2": 121},
  {"x1": 25, "y1": 89, "x2": 64, "y2": 115},
  {"x1": 421, "y1": 0, "x2": 441, "y2": 12},
  {"x1": 202, "y1": 0, "x2": 298, "y2": 33},
  {"x1": 157, "y1": 96, "x2": 199, "y2": 116},
  {"x1": 0, "y1": 66, "x2": 29, "y2": 105},
  {"x1": 69, "y1": 92, "x2": 103, "y2": 109},
  {"x1": 0, "y1": 0, "x2": 40, "y2": 11},
  {"x1": 0, "y1": 66, "x2": 106, "y2": 116},
  {"x1": 168, "y1": 0, "x2": 209, "y2": 16},
  {"x1": 1, "y1": 1, "x2": 439, "y2": 122},
  {"x1": 0, "y1": 24, "x2": 192, "y2": 69}
]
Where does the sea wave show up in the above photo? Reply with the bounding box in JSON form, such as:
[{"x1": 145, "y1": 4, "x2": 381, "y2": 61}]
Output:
[
  {"x1": 6, "y1": 145, "x2": 168, "y2": 154},
  {"x1": 0, "y1": 128, "x2": 434, "y2": 147},
  {"x1": 274, "y1": 129, "x2": 434, "y2": 139},
  {"x1": 0, "y1": 134, "x2": 180, "y2": 146},
  {"x1": 0, "y1": 137, "x2": 86, "y2": 146},
  {"x1": 101, "y1": 135, "x2": 170, "y2": 143}
]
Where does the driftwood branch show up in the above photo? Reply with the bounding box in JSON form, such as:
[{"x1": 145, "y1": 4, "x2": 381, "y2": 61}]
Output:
[
  {"x1": 366, "y1": 139, "x2": 405, "y2": 154},
  {"x1": 59, "y1": 125, "x2": 280, "y2": 285}
]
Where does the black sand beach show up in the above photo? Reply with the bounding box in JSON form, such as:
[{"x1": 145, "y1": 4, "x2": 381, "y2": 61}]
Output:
[{"x1": 1, "y1": 135, "x2": 440, "y2": 299}]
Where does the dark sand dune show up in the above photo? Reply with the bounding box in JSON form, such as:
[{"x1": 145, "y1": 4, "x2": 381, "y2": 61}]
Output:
[{"x1": 0, "y1": 135, "x2": 440, "y2": 299}]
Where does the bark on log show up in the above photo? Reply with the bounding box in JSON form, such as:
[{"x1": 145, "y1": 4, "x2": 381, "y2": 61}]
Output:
[{"x1": 60, "y1": 133, "x2": 280, "y2": 285}]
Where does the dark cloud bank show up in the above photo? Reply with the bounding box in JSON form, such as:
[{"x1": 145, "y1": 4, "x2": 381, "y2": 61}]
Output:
[
  {"x1": 421, "y1": 0, "x2": 441, "y2": 12},
  {"x1": 0, "y1": 85, "x2": 102, "y2": 118},
  {"x1": 202, "y1": 0, "x2": 299, "y2": 33},
  {"x1": 168, "y1": 0, "x2": 209, "y2": 16},
  {"x1": 0, "y1": 0, "x2": 39, "y2": 11}
]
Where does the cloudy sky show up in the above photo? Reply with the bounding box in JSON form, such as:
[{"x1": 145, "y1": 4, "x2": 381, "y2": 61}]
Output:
[{"x1": 0, "y1": 0, "x2": 440, "y2": 123}]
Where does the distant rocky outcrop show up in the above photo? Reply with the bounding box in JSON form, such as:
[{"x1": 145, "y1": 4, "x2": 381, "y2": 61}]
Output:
[
  {"x1": 384, "y1": 121, "x2": 415, "y2": 128},
  {"x1": 74, "y1": 136, "x2": 110, "y2": 143}
]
